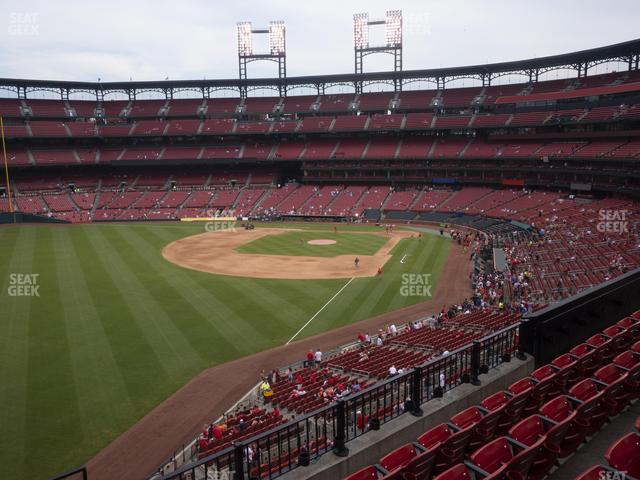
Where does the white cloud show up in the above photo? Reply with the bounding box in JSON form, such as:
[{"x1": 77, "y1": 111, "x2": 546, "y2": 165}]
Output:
[{"x1": 0, "y1": 0, "x2": 637, "y2": 85}]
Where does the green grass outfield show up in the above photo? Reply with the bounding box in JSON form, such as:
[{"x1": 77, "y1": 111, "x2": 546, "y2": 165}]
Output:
[
  {"x1": 236, "y1": 230, "x2": 388, "y2": 257},
  {"x1": 0, "y1": 222, "x2": 450, "y2": 479}
]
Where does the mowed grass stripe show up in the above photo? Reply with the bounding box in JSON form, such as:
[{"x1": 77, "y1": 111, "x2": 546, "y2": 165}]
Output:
[
  {"x1": 23, "y1": 228, "x2": 85, "y2": 480},
  {"x1": 112, "y1": 225, "x2": 244, "y2": 362},
  {"x1": 54, "y1": 228, "x2": 137, "y2": 453},
  {"x1": 0, "y1": 227, "x2": 36, "y2": 480},
  {"x1": 128, "y1": 225, "x2": 273, "y2": 357},
  {"x1": 295, "y1": 235, "x2": 450, "y2": 339},
  {"x1": 84, "y1": 226, "x2": 187, "y2": 384},
  {"x1": 384, "y1": 235, "x2": 450, "y2": 312}
]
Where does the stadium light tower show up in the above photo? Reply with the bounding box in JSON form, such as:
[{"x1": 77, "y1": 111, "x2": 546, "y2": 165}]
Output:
[
  {"x1": 236, "y1": 20, "x2": 287, "y2": 97},
  {"x1": 353, "y1": 10, "x2": 403, "y2": 90}
]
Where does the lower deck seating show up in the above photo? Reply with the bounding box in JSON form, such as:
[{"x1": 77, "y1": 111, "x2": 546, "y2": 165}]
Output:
[{"x1": 345, "y1": 310, "x2": 640, "y2": 480}]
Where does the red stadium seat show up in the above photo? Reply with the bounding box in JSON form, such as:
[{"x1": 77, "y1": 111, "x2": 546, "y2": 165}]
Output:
[
  {"x1": 539, "y1": 395, "x2": 588, "y2": 457},
  {"x1": 344, "y1": 465, "x2": 383, "y2": 480},
  {"x1": 417, "y1": 423, "x2": 472, "y2": 474},
  {"x1": 594, "y1": 364, "x2": 633, "y2": 414},
  {"x1": 451, "y1": 406, "x2": 501, "y2": 451},
  {"x1": 586, "y1": 333, "x2": 615, "y2": 363},
  {"x1": 431, "y1": 464, "x2": 471, "y2": 480},
  {"x1": 531, "y1": 364, "x2": 566, "y2": 399},
  {"x1": 568, "y1": 379, "x2": 610, "y2": 434},
  {"x1": 403, "y1": 449, "x2": 437, "y2": 480},
  {"x1": 570, "y1": 343, "x2": 600, "y2": 377},
  {"x1": 617, "y1": 317, "x2": 640, "y2": 340},
  {"x1": 605, "y1": 432, "x2": 640, "y2": 478},
  {"x1": 481, "y1": 391, "x2": 528, "y2": 435},
  {"x1": 613, "y1": 350, "x2": 640, "y2": 369},
  {"x1": 603, "y1": 325, "x2": 633, "y2": 353},
  {"x1": 379, "y1": 443, "x2": 419, "y2": 472},
  {"x1": 551, "y1": 353, "x2": 581, "y2": 387},
  {"x1": 508, "y1": 415, "x2": 566, "y2": 480},
  {"x1": 468, "y1": 436, "x2": 543, "y2": 480},
  {"x1": 508, "y1": 378, "x2": 538, "y2": 416}
]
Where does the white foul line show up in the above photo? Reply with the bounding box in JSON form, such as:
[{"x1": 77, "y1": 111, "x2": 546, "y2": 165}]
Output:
[{"x1": 286, "y1": 277, "x2": 356, "y2": 345}]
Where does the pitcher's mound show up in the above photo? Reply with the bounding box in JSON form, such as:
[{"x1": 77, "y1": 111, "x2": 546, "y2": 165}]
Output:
[{"x1": 307, "y1": 239, "x2": 337, "y2": 245}]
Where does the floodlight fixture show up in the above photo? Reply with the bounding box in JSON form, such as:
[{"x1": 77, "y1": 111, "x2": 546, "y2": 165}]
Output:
[
  {"x1": 269, "y1": 21, "x2": 286, "y2": 55},
  {"x1": 236, "y1": 22, "x2": 253, "y2": 56},
  {"x1": 353, "y1": 13, "x2": 369, "y2": 49},
  {"x1": 385, "y1": 10, "x2": 402, "y2": 47}
]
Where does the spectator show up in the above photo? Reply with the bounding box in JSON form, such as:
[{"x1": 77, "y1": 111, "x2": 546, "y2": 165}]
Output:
[
  {"x1": 314, "y1": 348, "x2": 322, "y2": 365},
  {"x1": 388, "y1": 365, "x2": 398, "y2": 377},
  {"x1": 305, "y1": 349, "x2": 314, "y2": 368}
]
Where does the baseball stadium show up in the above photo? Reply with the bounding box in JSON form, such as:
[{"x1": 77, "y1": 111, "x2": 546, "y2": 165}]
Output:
[{"x1": 1, "y1": 3, "x2": 640, "y2": 480}]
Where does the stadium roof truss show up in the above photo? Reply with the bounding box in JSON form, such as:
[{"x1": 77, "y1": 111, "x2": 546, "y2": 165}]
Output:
[{"x1": 0, "y1": 38, "x2": 638, "y2": 101}]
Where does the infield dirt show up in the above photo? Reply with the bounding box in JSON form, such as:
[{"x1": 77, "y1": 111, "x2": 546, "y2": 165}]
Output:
[{"x1": 162, "y1": 228, "x2": 414, "y2": 279}]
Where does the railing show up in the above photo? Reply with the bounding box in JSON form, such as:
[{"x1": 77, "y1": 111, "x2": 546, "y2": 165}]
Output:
[
  {"x1": 157, "y1": 322, "x2": 520, "y2": 480},
  {"x1": 47, "y1": 466, "x2": 88, "y2": 480}
]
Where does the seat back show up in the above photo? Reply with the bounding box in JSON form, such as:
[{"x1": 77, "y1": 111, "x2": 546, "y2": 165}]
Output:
[
  {"x1": 474, "y1": 408, "x2": 502, "y2": 439},
  {"x1": 432, "y1": 464, "x2": 472, "y2": 480},
  {"x1": 344, "y1": 465, "x2": 380, "y2": 480},
  {"x1": 604, "y1": 432, "x2": 640, "y2": 478},
  {"x1": 613, "y1": 350, "x2": 639, "y2": 369},
  {"x1": 451, "y1": 407, "x2": 483, "y2": 429},
  {"x1": 403, "y1": 448, "x2": 437, "y2": 480},
  {"x1": 482, "y1": 391, "x2": 510, "y2": 412},
  {"x1": 569, "y1": 378, "x2": 600, "y2": 401},
  {"x1": 595, "y1": 364, "x2": 625, "y2": 384},
  {"x1": 418, "y1": 423, "x2": 453, "y2": 450},
  {"x1": 545, "y1": 410, "x2": 576, "y2": 447},
  {"x1": 539, "y1": 395, "x2": 573, "y2": 422},
  {"x1": 531, "y1": 365, "x2": 556, "y2": 381},
  {"x1": 508, "y1": 415, "x2": 545, "y2": 446},
  {"x1": 570, "y1": 343, "x2": 592, "y2": 357},
  {"x1": 469, "y1": 437, "x2": 513, "y2": 474},
  {"x1": 618, "y1": 317, "x2": 640, "y2": 339},
  {"x1": 587, "y1": 334, "x2": 614, "y2": 361},
  {"x1": 380, "y1": 444, "x2": 417, "y2": 472},
  {"x1": 504, "y1": 436, "x2": 544, "y2": 478},
  {"x1": 552, "y1": 353, "x2": 576, "y2": 369},
  {"x1": 505, "y1": 388, "x2": 530, "y2": 417},
  {"x1": 508, "y1": 378, "x2": 535, "y2": 396},
  {"x1": 440, "y1": 427, "x2": 473, "y2": 464},
  {"x1": 604, "y1": 325, "x2": 632, "y2": 351}
]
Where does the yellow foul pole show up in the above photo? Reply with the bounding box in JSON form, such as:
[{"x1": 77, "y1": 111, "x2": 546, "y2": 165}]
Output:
[{"x1": 0, "y1": 116, "x2": 16, "y2": 222}]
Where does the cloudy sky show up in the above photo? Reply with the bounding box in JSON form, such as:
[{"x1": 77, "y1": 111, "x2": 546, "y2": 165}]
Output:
[{"x1": 1, "y1": 0, "x2": 638, "y2": 84}]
